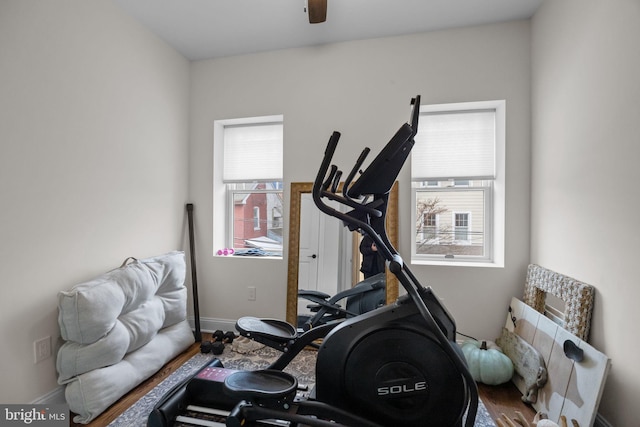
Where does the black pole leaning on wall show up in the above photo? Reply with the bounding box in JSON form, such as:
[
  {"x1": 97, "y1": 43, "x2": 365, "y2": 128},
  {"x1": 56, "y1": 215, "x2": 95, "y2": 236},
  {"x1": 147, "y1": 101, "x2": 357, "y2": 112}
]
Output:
[{"x1": 186, "y1": 203, "x2": 202, "y2": 342}]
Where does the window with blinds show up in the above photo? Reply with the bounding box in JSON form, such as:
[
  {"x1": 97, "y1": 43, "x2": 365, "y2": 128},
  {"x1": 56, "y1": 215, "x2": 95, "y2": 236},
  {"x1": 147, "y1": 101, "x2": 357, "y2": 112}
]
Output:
[
  {"x1": 411, "y1": 100, "x2": 505, "y2": 265},
  {"x1": 223, "y1": 122, "x2": 283, "y2": 183},
  {"x1": 214, "y1": 116, "x2": 284, "y2": 257}
]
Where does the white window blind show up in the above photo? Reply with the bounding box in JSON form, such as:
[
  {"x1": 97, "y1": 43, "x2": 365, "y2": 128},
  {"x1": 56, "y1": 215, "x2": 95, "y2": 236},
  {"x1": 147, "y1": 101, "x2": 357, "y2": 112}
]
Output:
[
  {"x1": 412, "y1": 110, "x2": 496, "y2": 181},
  {"x1": 223, "y1": 122, "x2": 283, "y2": 182}
]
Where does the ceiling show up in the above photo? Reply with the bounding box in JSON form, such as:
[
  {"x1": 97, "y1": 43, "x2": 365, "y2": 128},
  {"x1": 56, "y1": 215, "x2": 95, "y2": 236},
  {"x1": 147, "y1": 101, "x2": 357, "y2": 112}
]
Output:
[{"x1": 113, "y1": 0, "x2": 542, "y2": 61}]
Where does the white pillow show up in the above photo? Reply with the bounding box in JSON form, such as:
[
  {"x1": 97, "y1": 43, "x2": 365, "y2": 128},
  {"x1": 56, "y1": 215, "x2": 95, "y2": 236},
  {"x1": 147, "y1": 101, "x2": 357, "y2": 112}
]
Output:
[
  {"x1": 57, "y1": 251, "x2": 188, "y2": 380},
  {"x1": 61, "y1": 320, "x2": 195, "y2": 424},
  {"x1": 58, "y1": 251, "x2": 186, "y2": 343}
]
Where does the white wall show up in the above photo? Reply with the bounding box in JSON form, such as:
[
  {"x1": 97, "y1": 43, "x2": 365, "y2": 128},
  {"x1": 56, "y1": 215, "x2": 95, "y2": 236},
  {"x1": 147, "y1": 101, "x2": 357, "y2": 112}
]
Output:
[
  {"x1": 531, "y1": 1, "x2": 640, "y2": 425},
  {"x1": 0, "y1": 0, "x2": 190, "y2": 403},
  {"x1": 189, "y1": 21, "x2": 531, "y2": 342}
]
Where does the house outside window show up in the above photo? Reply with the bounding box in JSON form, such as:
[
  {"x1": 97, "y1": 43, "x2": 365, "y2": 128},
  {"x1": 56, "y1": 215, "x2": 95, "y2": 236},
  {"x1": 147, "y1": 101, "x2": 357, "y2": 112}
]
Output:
[
  {"x1": 214, "y1": 116, "x2": 284, "y2": 257},
  {"x1": 411, "y1": 100, "x2": 505, "y2": 266}
]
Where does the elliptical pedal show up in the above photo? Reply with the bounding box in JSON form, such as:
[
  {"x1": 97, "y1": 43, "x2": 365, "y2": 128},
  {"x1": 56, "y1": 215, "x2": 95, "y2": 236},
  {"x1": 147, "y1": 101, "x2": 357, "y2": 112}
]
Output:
[{"x1": 235, "y1": 317, "x2": 297, "y2": 351}]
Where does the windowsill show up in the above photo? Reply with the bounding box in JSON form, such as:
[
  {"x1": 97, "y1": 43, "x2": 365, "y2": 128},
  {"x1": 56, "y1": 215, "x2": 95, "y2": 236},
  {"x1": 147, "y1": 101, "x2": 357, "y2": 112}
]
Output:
[
  {"x1": 214, "y1": 255, "x2": 282, "y2": 261},
  {"x1": 410, "y1": 258, "x2": 504, "y2": 268}
]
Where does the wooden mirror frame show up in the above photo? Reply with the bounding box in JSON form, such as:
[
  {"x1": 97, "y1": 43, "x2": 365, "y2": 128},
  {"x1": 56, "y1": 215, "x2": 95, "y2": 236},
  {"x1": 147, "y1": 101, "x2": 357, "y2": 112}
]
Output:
[{"x1": 286, "y1": 181, "x2": 399, "y2": 325}]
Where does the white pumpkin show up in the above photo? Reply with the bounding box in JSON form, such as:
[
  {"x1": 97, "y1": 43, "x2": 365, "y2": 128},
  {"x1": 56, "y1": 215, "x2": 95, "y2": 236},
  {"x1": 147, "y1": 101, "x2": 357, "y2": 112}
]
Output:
[{"x1": 460, "y1": 340, "x2": 514, "y2": 385}]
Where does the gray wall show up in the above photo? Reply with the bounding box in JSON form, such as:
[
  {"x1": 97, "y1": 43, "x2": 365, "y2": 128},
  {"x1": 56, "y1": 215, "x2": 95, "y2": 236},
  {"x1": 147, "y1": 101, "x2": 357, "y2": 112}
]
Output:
[
  {"x1": 0, "y1": 0, "x2": 190, "y2": 403},
  {"x1": 531, "y1": 0, "x2": 640, "y2": 425}
]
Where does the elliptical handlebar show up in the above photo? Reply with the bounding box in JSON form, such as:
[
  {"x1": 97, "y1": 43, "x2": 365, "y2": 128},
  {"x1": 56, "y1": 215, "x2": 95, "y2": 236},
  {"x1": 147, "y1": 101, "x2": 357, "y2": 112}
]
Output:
[
  {"x1": 311, "y1": 96, "x2": 425, "y2": 313},
  {"x1": 312, "y1": 96, "x2": 422, "y2": 268},
  {"x1": 342, "y1": 147, "x2": 370, "y2": 202}
]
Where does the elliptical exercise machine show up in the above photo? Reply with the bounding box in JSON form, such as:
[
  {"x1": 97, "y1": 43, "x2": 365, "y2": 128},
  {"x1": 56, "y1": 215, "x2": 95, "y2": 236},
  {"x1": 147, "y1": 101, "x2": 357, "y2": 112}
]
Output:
[
  {"x1": 228, "y1": 95, "x2": 478, "y2": 426},
  {"x1": 150, "y1": 95, "x2": 478, "y2": 427}
]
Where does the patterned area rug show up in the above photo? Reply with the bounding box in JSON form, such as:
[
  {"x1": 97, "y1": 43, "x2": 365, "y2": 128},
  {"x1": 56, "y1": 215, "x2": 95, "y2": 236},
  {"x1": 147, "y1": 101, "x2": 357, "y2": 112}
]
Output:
[{"x1": 108, "y1": 342, "x2": 495, "y2": 426}]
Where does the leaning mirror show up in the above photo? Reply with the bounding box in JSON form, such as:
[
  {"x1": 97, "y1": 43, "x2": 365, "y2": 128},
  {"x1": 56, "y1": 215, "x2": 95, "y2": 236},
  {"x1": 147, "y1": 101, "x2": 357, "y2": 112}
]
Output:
[{"x1": 286, "y1": 182, "x2": 399, "y2": 325}]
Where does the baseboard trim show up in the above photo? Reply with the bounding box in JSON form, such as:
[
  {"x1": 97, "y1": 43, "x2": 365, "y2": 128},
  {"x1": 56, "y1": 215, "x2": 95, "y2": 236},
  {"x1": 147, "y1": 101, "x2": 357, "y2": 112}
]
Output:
[
  {"x1": 188, "y1": 316, "x2": 237, "y2": 335},
  {"x1": 594, "y1": 413, "x2": 612, "y2": 427},
  {"x1": 31, "y1": 385, "x2": 66, "y2": 405}
]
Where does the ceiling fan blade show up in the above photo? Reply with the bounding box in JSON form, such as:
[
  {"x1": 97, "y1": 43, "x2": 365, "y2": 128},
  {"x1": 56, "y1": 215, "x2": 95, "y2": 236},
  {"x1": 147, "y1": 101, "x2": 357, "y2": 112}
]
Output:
[{"x1": 307, "y1": 0, "x2": 327, "y2": 24}]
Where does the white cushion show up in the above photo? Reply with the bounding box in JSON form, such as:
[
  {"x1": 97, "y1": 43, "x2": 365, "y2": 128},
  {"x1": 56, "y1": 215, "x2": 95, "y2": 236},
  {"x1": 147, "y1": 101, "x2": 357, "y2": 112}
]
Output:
[
  {"x1": 56, "y1": 251, "x2": 194, "y2": 422},
  {"x1": 61, "y1": 320, "x2": 195, "y2": 424},
  {"x1": 58, "y1": 251, "x2": 186, "y2": 344}
]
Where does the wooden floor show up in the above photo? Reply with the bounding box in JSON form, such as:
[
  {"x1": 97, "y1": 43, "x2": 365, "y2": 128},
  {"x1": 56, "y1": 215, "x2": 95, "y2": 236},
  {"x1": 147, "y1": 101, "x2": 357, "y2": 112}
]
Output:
[
  {"x1": 71, "y1": 332, "x2": 536, "y2": 426},
  {"x1": 477, "y1": 382, "x2": 536, "y2": 423}
]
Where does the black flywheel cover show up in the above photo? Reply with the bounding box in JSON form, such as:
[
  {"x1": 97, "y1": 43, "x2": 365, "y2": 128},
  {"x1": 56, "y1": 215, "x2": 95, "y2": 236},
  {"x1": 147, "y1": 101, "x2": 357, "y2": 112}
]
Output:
[{"x1": 343, "y1": 328, "x2": 465, "y2": 426}]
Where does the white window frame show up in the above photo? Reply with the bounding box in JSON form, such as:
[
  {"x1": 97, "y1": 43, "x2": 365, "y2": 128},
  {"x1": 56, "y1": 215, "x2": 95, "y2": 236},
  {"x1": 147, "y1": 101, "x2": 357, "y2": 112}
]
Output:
[
  {"x1": 453, "y1": 211, "x2": 471, "y2": 244},
  {"x1": 213, "y1": 115, "x2": 284, "y2": 258},
  {"x1": 411, "y1": 100, "x2": 505, "y2": 267},
  {"x1": 420, "y1": 211, "x2": 440, "y2": 243},
  {"x1": 253, "y1": 206, "x2": 260, "y2": 230}
]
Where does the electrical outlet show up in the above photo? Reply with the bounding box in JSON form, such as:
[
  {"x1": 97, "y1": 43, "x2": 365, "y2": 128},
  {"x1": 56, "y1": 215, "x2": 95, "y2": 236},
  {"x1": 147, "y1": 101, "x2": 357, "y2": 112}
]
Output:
[
  {"x1": 34, "y1": 336, "x2": 52, "y2": 363},
  {"x1": 248, "y1": 286, "x2": 256, "y2": 301}
]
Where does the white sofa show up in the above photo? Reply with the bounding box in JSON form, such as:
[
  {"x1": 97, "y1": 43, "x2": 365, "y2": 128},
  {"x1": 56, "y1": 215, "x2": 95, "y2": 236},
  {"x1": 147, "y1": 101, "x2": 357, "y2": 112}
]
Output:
[{"x1": 56, "y1": 251, "x2": 195, "y2": 424}]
